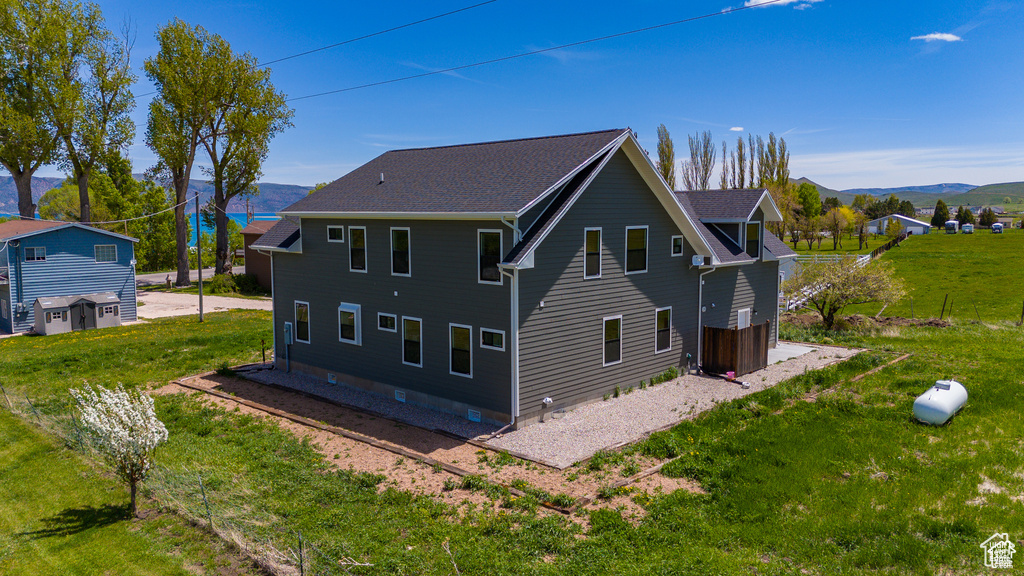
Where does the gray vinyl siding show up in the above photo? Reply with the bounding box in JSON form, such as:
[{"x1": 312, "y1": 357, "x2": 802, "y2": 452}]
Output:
[
  {"x1": 517, "y1": 150, "x2": 702, "y2": 413},
  {"x1": 5, "y1": 227, "x2": 136, "y2": 333},
  {"x1": 272, "y1": 218, "x2": 513, "y2": 414},
  {"x1": 701, "y1": 259, "x2": 780, "y2": 346}
]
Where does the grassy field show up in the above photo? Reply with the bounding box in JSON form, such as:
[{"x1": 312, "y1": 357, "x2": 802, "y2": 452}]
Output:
[
  {"x1": 789, "y1": 235, "x2": 879, "y2": 255},
  {"x1": 0, "y1": 305, "x2": 1021, "y2": 573},
  {"x1": 845, "y1": 227, "x2": 1024, "y2": 321}
]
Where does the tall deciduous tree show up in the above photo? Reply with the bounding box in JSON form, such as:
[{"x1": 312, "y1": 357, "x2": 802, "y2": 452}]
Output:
[
  {"x1": 0, "y1": 0, "x2": 63, "y2": 219},
  {"x1": 655, "y1": 124, "x2": 675, "y2": 189},
  {"x1": 201, "y1": 51, "x2": 292, "y2": 274},
  {"x1": 681, "y1": 130, "x2": 715, "y2": 191},
  {"x1": 145, "y1": 19, "x2": 232, "y2": 286},
  {"x1": 796, "y1": 182, "x2": 821, "y2": 219},
  {"x1": 44, "y1": 4, "x2": 135, "y2": 224},
  {"x1": 930, "y1": 199, "x2": 950, "y2": 228}
]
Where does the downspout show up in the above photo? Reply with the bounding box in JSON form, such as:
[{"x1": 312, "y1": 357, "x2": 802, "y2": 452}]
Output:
[
  {"x1": 270, "y1": 251, "x2": 277, "y2": 368},
  {"x1": 696, "y1": 265, "x2": 716, "y2": 374},
  {"x1": 499, "y1": 217, "x2": 521, "y2": 429}
]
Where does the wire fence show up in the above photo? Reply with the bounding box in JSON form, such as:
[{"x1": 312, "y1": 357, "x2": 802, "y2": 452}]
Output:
[{"x1": 0, "y1": 386, "x2": 372, "y2": 576}]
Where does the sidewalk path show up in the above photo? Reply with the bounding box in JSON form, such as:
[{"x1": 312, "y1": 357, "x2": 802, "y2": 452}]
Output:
[{"x1": 137, "y1": 291, "x2": 271, "y2": 319}]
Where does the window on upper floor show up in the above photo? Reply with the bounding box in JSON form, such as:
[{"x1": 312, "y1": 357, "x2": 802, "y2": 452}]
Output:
[
  {"x1": 671, "y1": 236, "x2": 684, "y2": 257},
  {"x1": 95, "y1": 244, "x2": 117, "y2": 263},
  {"x1": 25, "y1": 247, "x2": 45, "y2": 261},
  {"x1": 625, "y1": 227, "x2": 648, "y2": 274},
  {"x1": 391, "y1": 227, "x2": 410, "y2": 276},
  {"x1": 478, "y1": 230, "x2": 502, "y2": 284},
  {"x1": 584, "y1": 228, "x2": 601, "y2": 278},
  {"x1": 327, "y1": 226, "x2": 345, "y2": 243},
  {"x1": 349, "y1": 227, "x2": 366, "y2": 272},
  {"x1": 745, "y1": 222, "x2": 761, "y2": 259}
]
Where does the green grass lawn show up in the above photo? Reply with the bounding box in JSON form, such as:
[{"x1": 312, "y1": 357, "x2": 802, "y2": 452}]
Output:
[
  {"x1": 845, "y1": 228, "x2": 1024, "y2": 321},
  {"x1": 789, "y1": 235, "x2": 880, "y2": 255},
  {"x1": 138, "y1": 284, "x2": 270, "y2": 300},
  {"x1": 1, "y1": 311, "x2": 1022, "y2": 573}
]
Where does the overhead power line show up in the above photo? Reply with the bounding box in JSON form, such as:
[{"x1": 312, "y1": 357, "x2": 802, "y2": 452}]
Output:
[
  {"x1": 287, "y1": 0, "x2": 788, "y2": 103},
  {"x1": 133, "y1": 0, "x2": 499, "y2": 100}
]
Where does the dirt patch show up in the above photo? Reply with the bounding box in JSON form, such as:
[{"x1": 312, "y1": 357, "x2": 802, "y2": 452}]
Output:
[
  {"x1": 781, "y1": 312, "x2": 949, "y2": 329},
  {"x1": 160, "y1": 375, "x2": 696, "y2": 523}
]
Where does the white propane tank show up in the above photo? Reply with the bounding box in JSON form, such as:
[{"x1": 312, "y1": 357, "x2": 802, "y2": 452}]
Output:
[{"x1": 913, "y1": 380, "x2": 967, "y2": 425}]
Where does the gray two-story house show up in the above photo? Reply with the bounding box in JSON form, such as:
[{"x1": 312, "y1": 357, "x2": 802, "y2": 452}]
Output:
[
  {"x1": 255, "y1": 128, "x2": 795, "y2": 428},
  {"x1": 0, "y1": 220, "x2": 138, "y2": 334}
]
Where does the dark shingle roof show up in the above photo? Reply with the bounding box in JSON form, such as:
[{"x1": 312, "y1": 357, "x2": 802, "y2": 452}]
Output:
[
  {"x1": 251, "y1": 220, "x2": 300, "y2": 250},
  {"x1": 764, "y1": 230, "x2": 797, "y2": 258},
  {"x1": 280, "y1": 129, "x2": 628, "y2": 215},
  {"x1": 676, "y1": 189, "x2": 768, "y2": 220},
  {"x1": 676, "y1": 194, "x2": 751, "y2": 264},
  {"x1": 240, "y1": 220, "x2": 278, "y2": 235}
]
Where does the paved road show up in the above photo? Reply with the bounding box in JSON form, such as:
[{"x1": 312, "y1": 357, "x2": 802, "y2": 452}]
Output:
[
  {"x1": 137, "y1": 290, "x2": 271, "y2": 319},
  {"x1": 137, "y1": 267, "x2": 246, "y2": 287}
]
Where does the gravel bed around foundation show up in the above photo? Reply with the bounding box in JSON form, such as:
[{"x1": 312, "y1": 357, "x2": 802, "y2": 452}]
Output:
[
  {"x1": 243, "y1": 369, "x2": 499, "y2": 439},
  {"x1": 487, "y1": 343, "x2": 861, "y2": 468}
]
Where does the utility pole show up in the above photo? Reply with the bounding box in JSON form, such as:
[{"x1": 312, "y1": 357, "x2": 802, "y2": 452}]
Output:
[{"x1": 195, "y1": 194, "x2": 204, "y2": 322}]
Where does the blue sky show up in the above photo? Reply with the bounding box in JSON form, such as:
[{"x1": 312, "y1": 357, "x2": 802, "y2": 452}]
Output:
[{"x1": 38, "y1": 0, "x2": 1024, "y2": 190}]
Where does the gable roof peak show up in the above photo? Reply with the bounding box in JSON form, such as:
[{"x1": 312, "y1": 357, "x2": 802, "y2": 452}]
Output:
[{"x1": 391, "y1": 128, "x2": 629, "y2": 153}]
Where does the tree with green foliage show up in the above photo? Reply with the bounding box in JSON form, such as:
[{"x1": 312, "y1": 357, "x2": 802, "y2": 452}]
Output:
[
  {"x1": 851, "y1": 194, "x2": 870, "y2": 213},
  {"x1": 884, "y1": 218, "x2": 904, "y2": 242},
  {"x1": 955, "y1": 205, "x2": 976, "y2": 226},
  {"x1": 821, "y1": 196, "x2": 841, "y2": 214},
  {"x1": 104, "y1": 153, "x2": 178, "y2": 272},
  {"x1": 145, "y1": 19, "x2": 233, "y2": 286},
  {"x1": 930, "y1": 200, "x2": 950, "y2": 228},
  {"x1": 201, "y1": 48, "x2": 293, "y2": 275},
  {"x1": 308, "y1": 182, "x2": 329, "y2": 195},
  {"x1": 0, "y1": 0, "x2": 65, "y2": 218},
  {"x1": 783, "y1": 256, "x2": 906, "y2": 329},
  {"x1": 38, "y1": 176, "x2": 114, "y2": 222},
  {"x1": 681, "y1": 130, "x2": 715, "y2": 191},
  {"x1": 796, "y1": 182, "x2": 821, "y2": 219},
  {"x1": 978, "y1": 207, "x2": 997, "y2": 227},
  {"x1": 897, "y1": 200, "x2": 915, "y2": 218},
  {"x1": 655, "y1": 124, "x2": 675, "y2": 188},
  {"x1": 823, "y1": 208, "x2": 847, "y2": 250},
  {"x1": 41, "y1": 0, "x2": 135, "y2": 224}
]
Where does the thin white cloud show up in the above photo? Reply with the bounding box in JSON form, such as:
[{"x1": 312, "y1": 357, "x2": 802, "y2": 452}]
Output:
[
  {"x1": 730, "y1": 126, "x2": 744, "y2": 132},
  {"x1": 744, "y1": 0, "x2": 822, "y2": 8},
  {"x1": 789, "y1": 145, "x2": 1024, "y2": 189},
  {"x1": 526, "y1": 45, "x2": 602, "y2": 64},
  {"x1": 911, "y1": 32, "x2": 962, "y2": 42}
]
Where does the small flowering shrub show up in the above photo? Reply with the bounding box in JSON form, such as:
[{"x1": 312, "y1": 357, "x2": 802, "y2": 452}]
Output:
[{"x1": 70, "y1": 384, "x2": 169, "y2": 517}]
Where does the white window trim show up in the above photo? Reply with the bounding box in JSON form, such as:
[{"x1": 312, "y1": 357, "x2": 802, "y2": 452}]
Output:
[
  {"x1": 25, "y1": 247, "x2": 46, "y2": 262},
  {"x1": 377, "y1": 312, "x2": 397, "y2": 332},
  {"x1": 737, "y1": 307, "x2": 751, "y2": 330},
  {"x1": 744, "y1": 221, "x2": 761, "y2": 259},
  {"x1": 670, "y1": 235, "x2": 684, "y2": 257},
  {"x1": 94, "y1": 244, "x2": 117, "y2": 263},
  {"x1": 624, "y1": 226, "x2": 648, "y2": 275},
  {"x1": 327, "y1": 225, "x2": 345, "y2": 243},
  {"x1": 390, "y1": 227, "x2": 411, "y2": 277},
  {"x1": 449, "y1": 323, "x2": 473, "y2": 378},
  {"x1": 402, "y1": 316, "x2": 423, "y2": 368},
  {"x1": 480, "y1": 328, "x2": 506, "y2": 351},
  {"x1": 655, "y1": 306, "x2": 672, "y2": 354},
  {"x1": 477, "y1": 229, "x2": 504, "y2": 286},
  {"x1": 337, "y1": 302, "x2": 361, "y2": 345},
  {"x1": 583, "y1": 227, "x2": 602, "y2": 279},
  {"x1": 294, "y1": 301, "x2": 310, "y2": 344},
  {"x1": 348, "y1": 226, "x2": 367, "y2": 273},
  {"x1": 603, "y1": 314, "x2": 623, "y2": 367}
]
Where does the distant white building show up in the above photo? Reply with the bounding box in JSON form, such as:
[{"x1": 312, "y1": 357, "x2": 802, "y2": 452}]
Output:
[{"x1": 867, "y1": 214, "x2": 931, "y2": 235}]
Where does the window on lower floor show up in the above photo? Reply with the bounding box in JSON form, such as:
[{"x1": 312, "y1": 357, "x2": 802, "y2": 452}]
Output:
[
  {"x1": 95, "y1": 244, "x2": 117, "y2": 263},
  {"x1": 603, "y1": 316, "x2": 622, "y2": 366},
  {"x1": 378, "y1": 312, "x2": 397, "y2": 332},
  {"x1": 25, "y1": 247, "x2": 45, "y2": 261},
  {"x1": 403, "y1": 317, "x2": 422, "y2": 367},
  {"x1": 656, "y1": 307, "x2": 671, "y2": 353},
  {"x1": 625, "y1": 227, "x2": 647, "y2": 273},
  {"x1": 1, "y1": 300, "x2": 8, "y2": 319},
  {"x1": 480, "y1": 328, "x2": 505, "y2": 351},
  {"x1": 479, "y1": 230, "x2": 502, "y2": 284},
  {"x1": 450, "y1": 324, "x2": 472, "y2": 377},
  {"x1": 338, "y1": 303, "x2": 361, "y2": 345},
  {"x1": 295, "y1": 302, "x2": 310, "y2": 343},
  {"x1": 45, "y1": 311, "x2": 52, "y2": 323}
]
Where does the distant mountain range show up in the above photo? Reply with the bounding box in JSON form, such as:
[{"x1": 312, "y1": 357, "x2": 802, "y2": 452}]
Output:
[
  {"x1": 792, "y1": 178, "x2": 1024, "y2": 209},
  {"x1": 0, "y1": 175, "x2": 313, "y2": 215}
]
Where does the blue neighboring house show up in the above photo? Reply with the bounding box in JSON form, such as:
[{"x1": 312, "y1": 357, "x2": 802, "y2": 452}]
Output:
[{"x1": 0, "y1": 220, "x2": 138, "y2": 334}]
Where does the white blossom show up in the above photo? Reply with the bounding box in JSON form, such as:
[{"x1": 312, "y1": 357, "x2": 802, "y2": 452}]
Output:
[{"x1": 70, "y1": 384, "x2": 168, "y2": 515}]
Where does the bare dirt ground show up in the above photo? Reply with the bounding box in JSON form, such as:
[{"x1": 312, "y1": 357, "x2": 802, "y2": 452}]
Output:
[
  {"x1": 781, "y1": 312, "x2": 950, "y2": 328},
  {"x1": 154, "y1": 374, "x2": 702, "y2": 524}
]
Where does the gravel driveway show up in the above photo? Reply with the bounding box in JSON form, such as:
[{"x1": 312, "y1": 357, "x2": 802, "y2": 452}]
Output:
[
  {"x1": 487, "y1": 343, "x2": 861, "y2": 468},
  {"x1": 137, "y1": 291, "x2": 272, "y2": 319}
]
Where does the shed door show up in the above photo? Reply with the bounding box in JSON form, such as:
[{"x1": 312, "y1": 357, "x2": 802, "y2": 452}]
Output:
[{"x1": 737, "y1": 308, "x2": 751, "y2": 329}]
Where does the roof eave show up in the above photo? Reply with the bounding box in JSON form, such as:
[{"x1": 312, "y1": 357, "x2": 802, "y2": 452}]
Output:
[
  {"x1": 749, "y1": 189, "x2": 784, "y2": 223},
  {"x1": 276, "y1": 211, "x2": 516, "y2": 220}
]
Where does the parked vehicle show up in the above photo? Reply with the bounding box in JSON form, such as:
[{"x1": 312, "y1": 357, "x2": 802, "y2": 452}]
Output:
[
  {"x1": 944, "y1": 220, "x2": 959, "y2": 234},
  {"x1": 992, "y1": 223, "x2": 1004, "y2": 234},
  {"x1": 961, "y1": 223, "x2": 974, "y2": 234}
]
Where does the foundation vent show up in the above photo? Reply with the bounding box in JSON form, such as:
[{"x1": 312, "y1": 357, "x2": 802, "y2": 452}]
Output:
[
  {"x1": 467, "y1": 409, "x2": 481, "y2": 423},
  {"x1": 395, "y1": 390, "x2": 406, "y2": 403},
  {"x1": 327, "y1": 373, "x2": 336, "y2": 384}
]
